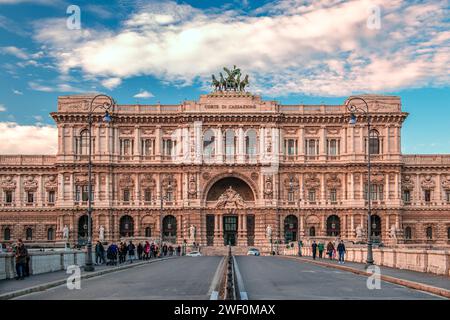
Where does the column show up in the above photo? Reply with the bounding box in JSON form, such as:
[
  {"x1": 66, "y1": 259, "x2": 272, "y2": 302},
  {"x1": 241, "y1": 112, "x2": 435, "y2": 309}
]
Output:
[
  {"x1": 349, "y1": 173, "x2": 354, "y2": 201},
  {"x1": 217, "y1": 126, "x2": 223, "y2": 164},
  {"x1": 105, "y1": 173, "x2": 110, "y2": 206},
  {"x1": 341, "y1": 127, "x2": 347, "y2": 155},
  {"x1": 68, "y1": 125, "x2": 74, "y2": 155},
  {"x1": 135, "y1": 174, "x2": 140, "y2": 205},
  {"x1": 134, "y1": 125, "x2": 141, "y2": 159},
  {"x1": 298, "y1": 126, "x2": 304, "y2": 159},
  {"x1": 360, "y1": 124, "x2": 365, "y2": 156},
  {"x1": 320, "y1": 215, "x2": 326, "y2": 236},
  {"x1": 237, "y1": 126, "x2": 244, "y2": 163},
  {"x1": 259, "y1": 126, "x2": 265, "y2": 162},
  {"x1": 155, "y1": 125, "x2": 161, "y2": 160},
  {"x1": 343, "y1": 214, "x2": 347, "y2": 239},
  {"x1": 350, "y1": 214, "x2": 355, "y2": 236},
  {"x1": 95, "y1": 174, "x2": 100, "y2": 203},
  {"x1": 385, "y1": 125, "x2": 390, "y2": 155},
  {"x1": 320, "y1": 173, "x2": 325, "y2": 204},
  {"x1": 385, "y1": 173, "x2": 390, "y2": 200},
  {"x1": 219, "y1": 214, "x2": 223, "y2": 241},
  {"x1": 95, "y1": 124, "x2": 100, "y2": 157},
  {"x1": 182, "y1": 126, "x2": 189, "y2": 164},
  {"x1": 436, "y1": 174, "x2": 442, "y2": 202},
  {"x1": 60, "y1": 124, "x2": 66, "y2": 155},
  {"x1": 386, "y1": 215, "x2": 390, "y2": 235},
  {"x1": 299, "y1": 215, "x2": 304, "y2": 237},
  {"x1": 394, "y1": 173, "x2": 399, "y2": 200},
  {"x1": 320, "y1": 126, "x2": 326, "y2": 160},
  {"x1": 106, "y1": 125, "x2": 111, "y2": 155}
]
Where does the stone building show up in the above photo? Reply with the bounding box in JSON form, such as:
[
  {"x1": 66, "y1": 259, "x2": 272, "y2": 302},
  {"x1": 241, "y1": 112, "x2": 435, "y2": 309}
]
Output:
[{"x1": 1, "y1": 92, "x2": 449, "y2": 247}]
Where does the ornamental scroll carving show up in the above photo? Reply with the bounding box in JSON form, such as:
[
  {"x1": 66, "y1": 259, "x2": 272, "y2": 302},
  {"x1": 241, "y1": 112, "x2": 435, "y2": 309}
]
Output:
[
  {"x1": 326, "y1": 174, "x2": 341, "y2": 189},
  {"x1": 264, "y1": 175, "x2": 273, "y2": 199},
  {"x1": 74, "y1": 174, "x2": 93, "y2": 186},
  {"x1": 44, "y1": 175, "x2": 58, "y2": 191},
  {"x1": 441, "y1": 176, "x2": 450, "y2": 190},
  {"x1": 215, "y1": 186, "x2": 246, "y2": 209},
  {"x1": 161, "y1": 174, "x2": 177, "y2": 190},
  {"x1": 140, "y1": 174, "x2": 156, "y2": 189},
  {"x1": 119, "y1": 175, "x2": 135, "y2": 188},
  {"x1": 304, "y1": 174, "x2": 320, "y2": 190},
  {"x1": 188, "y1": 174, "x2": 197, "y2": 199},
  {"x1": 402, "y1": 175, "x2": 415, "y2": 190},
  {"x1": 284, "y1": 176, "x2": 299, "y2": 190},
  {"x1": 1, "y1": 176, "x2": 16, "y2": 191},
  {"x1": 23, "y1": 176, "x2": 38, "y2": 191},
  {"x1": 421, "y1": 175, "x2": 435, "y2": 190}
]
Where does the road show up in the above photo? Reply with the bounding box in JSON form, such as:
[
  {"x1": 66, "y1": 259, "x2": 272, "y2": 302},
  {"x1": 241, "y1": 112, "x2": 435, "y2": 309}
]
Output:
[
  {"x1": 16, "y1": 256, "x2": 222, "y2": 300},
  {"x1": 235, "y1": 256, "x2": 443, "y2": 300}
]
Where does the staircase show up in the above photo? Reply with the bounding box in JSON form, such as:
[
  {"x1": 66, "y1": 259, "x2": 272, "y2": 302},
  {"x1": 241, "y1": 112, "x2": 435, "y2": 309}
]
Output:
[{"x1": 200, "y1": 246, "x2": 252, "y2": 256}]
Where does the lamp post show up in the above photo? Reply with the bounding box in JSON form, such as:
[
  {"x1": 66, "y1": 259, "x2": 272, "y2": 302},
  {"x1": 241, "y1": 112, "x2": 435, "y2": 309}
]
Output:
[
  {"x1": 159, "y1": 175, "x2": 172, "y2": 257},
  {"x1": 345, "y1": 96, "x2": 374, "y2": 265},
  {"x1": 84, "y1": 94, "x2": 114, "y2": 272}
]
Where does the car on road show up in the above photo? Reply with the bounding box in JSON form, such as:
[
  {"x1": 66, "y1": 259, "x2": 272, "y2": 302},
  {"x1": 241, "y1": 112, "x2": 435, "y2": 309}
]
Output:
[
  {"x1": 247, "y1": 248, "x2": 260, "y2": 256},
  {"x1": 186, "y1": 251, "x2": 202, "y2": 257}
]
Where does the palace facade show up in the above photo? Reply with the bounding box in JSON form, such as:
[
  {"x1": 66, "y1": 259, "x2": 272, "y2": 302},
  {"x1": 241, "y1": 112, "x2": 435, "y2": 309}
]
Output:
[{"x1": 1, "y1": 92, "x2": 450, "y2": 247}]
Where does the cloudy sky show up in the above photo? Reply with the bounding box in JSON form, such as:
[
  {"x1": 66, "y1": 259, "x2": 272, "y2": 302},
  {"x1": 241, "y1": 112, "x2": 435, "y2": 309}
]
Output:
[{"x1": 0, "y1": 0, "x2": 449, "y2": 154}]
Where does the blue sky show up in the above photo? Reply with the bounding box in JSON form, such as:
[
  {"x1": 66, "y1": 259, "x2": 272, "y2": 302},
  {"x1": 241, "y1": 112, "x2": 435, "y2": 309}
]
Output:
[{"x1": 0, "y1": 0, "x2": 449, "y2": 154}]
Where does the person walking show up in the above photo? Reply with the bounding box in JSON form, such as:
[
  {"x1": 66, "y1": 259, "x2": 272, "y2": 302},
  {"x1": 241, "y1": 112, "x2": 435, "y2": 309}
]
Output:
[
  {"x1": 326, "y1": 241, "x2": 335, "y2": 260},
  {"x1": 127, "y1": 241, "x2": 136, "y2": 263},
  {"x1": 311, "y1": 241, "x2": 317, "y2": 260},
  {"x1": 298, "y1": 240, "x2": 303, "y2": 257},
  {"x1": 14, "y1": 239, "x2": 28, "y2": 280},
  {"x1": 176, "y1": 245, "x2": 181, "y2": 256},
  {"x1": 137, "y1": 242, "x2": 143, "y2": 260},
  {"x1": 95, "y1": 241, "x2": 103, "y2": 265},
  {"x1": 144, "y1": 241, "x2": 150, "y2": 260},
  {"x1": 337, "y1": 240, "x2": 346, "y2": 264},
  {"x1": 318, "y1": 242, "x2": 324, "y2": 259}
]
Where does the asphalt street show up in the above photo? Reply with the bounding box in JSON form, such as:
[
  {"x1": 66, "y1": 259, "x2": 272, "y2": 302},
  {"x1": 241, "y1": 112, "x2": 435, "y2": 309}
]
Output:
[
  {"x1": 16, "y1": 256, "x2": 222, "y2": 300},
  {"x1": 235, "y1": 256, "x2": 443, "y2": 300}
]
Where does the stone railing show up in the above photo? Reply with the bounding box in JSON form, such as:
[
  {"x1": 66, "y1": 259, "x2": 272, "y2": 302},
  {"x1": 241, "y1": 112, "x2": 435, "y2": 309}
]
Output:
[
  {"x1": 0, "y1": 155, "x2": 56, "y2": 166},
  {"x1": 402, "y1": 155, "x2": 450, "y2": 165},
  {"x1": 296, "y1": 245, "x2": 450, "y2": 276},
  {"x1": 0, "y1": 250, "x2": 86, "y2": 280}
]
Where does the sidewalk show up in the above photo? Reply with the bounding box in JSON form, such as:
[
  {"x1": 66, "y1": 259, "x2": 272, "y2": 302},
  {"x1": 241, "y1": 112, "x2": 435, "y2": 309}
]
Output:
[
  {"x1": 282, "y1": 255, "x2": 450, "y2": 298},
  {"x1": 0, "y1": 256, "x2": 176, "y2": 299}
]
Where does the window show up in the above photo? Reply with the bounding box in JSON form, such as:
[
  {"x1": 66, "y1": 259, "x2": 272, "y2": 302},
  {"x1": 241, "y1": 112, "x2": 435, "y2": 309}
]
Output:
[
  {"x1": 26, "y1": 228, "x2": 32, "y2": 240},
  {"x1": 364, "y1": 184, "x2": 383, "y2": 200},
  {"x1": 5, "y1": 191, "x2": 13, "y2": 203},
  {"x1": 166, "y1": 190, "x2": 173, "y2": 202},
  {"x1": 48, "y1": 191, "x2": 55, "y2": 203},
  {"x1": 330, "y1": 189, "x2": 337, "y2": 203},
  {"x1": 224, "y1": 130, "x2": 235, "y2": 161},
  {"x1": 27, "y1": 192, "x2": 34, "y2": 203},
  {"x1": 123, "y1": 189, "x2": 130, "y2": 202},
  {"x1": 288, "y1": 191, "x2": 294, "y2": 202},
  {"x1": 308, "y1": 190, "x2": 316, "y2": 202},
  {"x1": 75, "y1": 186, "x2": 91, "y2": 202},
  {"x1": 47, "y1": 228, "x2": 54, "y2": 241},
  {"x1": 245, "y1": 129, "x2": 257, "y2": 158},
  {"x1": 203, "y1": 129, "x2": 215, "y2": 159},
  {"x1": 144, "y1": 189, "x2": 152, "y2": 202},
  {"x1": 426, "y1": 226, "x2": 433, "y2": 240},
  {"x1": 285, "y1": 139, "x2": 297, "y2": 156},
  {"x1": 368, "y1": 130, "x2": 380, "y2": 155},
  {"x1": 3, "y1": 227, "x2": 10, "y2": 241},
  {"x1": 141, "y1": 139, "x2": 155, "y2": 156},
  {"x1": 327, "y1": 139, "x2": 339, "y2": 156},
  {"x1": 309, "y1": 226, "x2": 315, "y2": 237},
  {"x1": 447, "y1": 227, "x2": 450, "y2": 240},
  {"x1": 76, "y1": 129, "x2": 90, "y2": 155},
  {"x1": 446, "y1": 191, "x2": 450, "y2": 203},
  {"x1": 306, "y1": 139, "x2": 318, "y2": 156},
  {"x1": 403, "y1": 190, "x2": 411, "y2": 203},
  {"x1": 424, "y1": 190, "x2": 431, "y2": 202},
  {"x1": 162, "y1": 139, "x2": 175, "y2": 157},
  {"x1": 405, "y1": 227, "x2": 412, "y2": 240},
  {"x1": 120, "y1": 139, "x2": 133, "y2": 156},
  {"x1": 145, "y1": 227, "x2": 151, "y2": 237}
]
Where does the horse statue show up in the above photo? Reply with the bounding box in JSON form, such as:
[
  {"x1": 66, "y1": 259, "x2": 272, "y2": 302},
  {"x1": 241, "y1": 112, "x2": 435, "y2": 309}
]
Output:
[
  {"x1": 219, "y1": 72, "x2": 226, "y2": 91},
  {"x1": 239, "y1": 74, "x2": 249, "y2": 91},
  {"x1": 211, "y1": 74, "x2": 221, "y2": 91}
]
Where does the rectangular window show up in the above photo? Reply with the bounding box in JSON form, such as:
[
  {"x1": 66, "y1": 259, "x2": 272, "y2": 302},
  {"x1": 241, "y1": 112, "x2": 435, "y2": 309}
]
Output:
[
  {"x1": 364, "y1": 184, "x2": 383, "y2": 200},
  {"x1": 76, "y1": 186, "x2": 92, "y2": 202},
  {"x1": 166, "y1": 191, "x2": 173, "y2": 202},
  {"x1": 330, "y1": 189, "x2": 337, "y2": 202},
  {"x1": 163, "y1": 139, "x2": 176, "y2": 157},
  {"x1": 288, "y1": 191, "x2": 294, "y2": 202},
  {"x1": 424, "y1": 190, "x2": 431, "y2": 202},
  {"x1": 141, "y1": 139, "x2": 155, "y2": 156},
  {"x1": 285, "y1": 139, "x2": 297, "y2": 156},
  {"x1": 5, "y1": 191, "x2": 13, "y2": 203},
  {"x1": 446, "y1": 191, "x2": 450, "y2": 203},
  {"x1": 144, "y1": 189, "x2": 152, "y2": 202},
  {"x1": 308, "y1": 190, "x2": 316, "y2": 202},
  {"x1": 123, "y1": 189, "x2": 130, "y2": 202},
  {"x1": 27, "y1": 192, "x2": 34, "y2": 203},
  {"x1": 327, "y1": 139, "x2": 339, "y2": 156},
  {"x1": 306, "y1": 139, "x2": 318, "y2": 156},
  {"x1": 403, "y1": 190, "x2": 411, "y2": 203},
  {"x1": 120, "y1": 139, "x2": 133, "y2": 156},
  {"x1": 48, "y1": 191, "x2": 55, "y2": 203}
]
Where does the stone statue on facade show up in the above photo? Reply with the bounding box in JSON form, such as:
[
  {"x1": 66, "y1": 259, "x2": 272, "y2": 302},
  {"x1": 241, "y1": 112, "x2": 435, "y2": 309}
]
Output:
[
  {"x1": 266, "y1": 225, "x2": 273, "y2": 239},
  {"x1": 211, "y1": 66, "x2": 249, "y2": 92},
  {"x1": 99, "y1": 225, "x2": 105, "y2": 242},
  {"x1": 63, "y1": 225, "x2": 69, "y2": 240},
  {"x1": 355, "y1": 225, "x2": 363, "y2": 241},
  {"x1": 389, "y1": 224, "x2": 398, "y2": 239},
  {"x1": 190, "y1": 225, "x2": 196, "y2": 241}
]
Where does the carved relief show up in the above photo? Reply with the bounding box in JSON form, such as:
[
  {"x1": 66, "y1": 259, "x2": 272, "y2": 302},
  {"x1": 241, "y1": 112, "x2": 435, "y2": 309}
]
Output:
[
  {"x1": 202, "y1": 172, "x2": 210, "y2": 181},
  {"x1": 44, "y1": 175, "x2": 58, "y2": 191},
  {"x1": 23, "y1": 176, "x2": 38, "y2": 191},
  {"x1": 251, "y1": 172, "x2": 259, "y2": 181},
  {"x1": 264, "y1": 175, "x2": 273, "y2": 199},
  {"x1": 140, "y1": 174, "x2": 156, "y2": 188},
  {"x1": 441, "y1": 175, "x2": 450, "y2": 190},
  {"x1": 119, "y1": 127, "x2": 134, "y2": 135},
  {"x1": 74, "y1": 174, "x2": 93, "y2": 185},
  {"x1": 326, "y1": 173, "x2": 341, "y2": 189},
  {"x1": 188, "y1": 174, "x2": 197, "y2": 199},
  {"x1": 215, "y1": 186, "x2": 246, "y2": 209},
  {"x1": 284, "y1": 176, "x2": 299, "y2": 190},
  {"x1": 119, "y1": 175, "x2": 135, "y2": 188},
  {"x1": 421, "y1": 175, "x2": 435, "y2": 190},
  {"x1": 402, "y1": 175, "x2": 415, "y2": 190},
  {"x1": 161, "y1": 174, "x2": 177, "y2": 189},
  {"x1": 305, "y1": 127, "x2": 319, "y2": 135},
  {"x1": 304, "y1": 173, "x2": 320, "y2": 190},
  {"x1": 327, "y1": 128, "x2": 340, "y2": 135},
  {"x1": 1, "y1": 175, "x2": 16, "y2": 191}
]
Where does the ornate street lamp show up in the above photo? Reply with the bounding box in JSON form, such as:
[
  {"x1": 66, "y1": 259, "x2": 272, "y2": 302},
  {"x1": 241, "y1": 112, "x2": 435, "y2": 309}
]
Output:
[
  {"x1": 159, "y1": 175, "x2": 172, "y2": 257},
  {"x1": 84, "y1": 94, "x2": 114, "y2": 272},
  {"x1": 345, "y1": 96, "x2": 374, "y2": 265}
]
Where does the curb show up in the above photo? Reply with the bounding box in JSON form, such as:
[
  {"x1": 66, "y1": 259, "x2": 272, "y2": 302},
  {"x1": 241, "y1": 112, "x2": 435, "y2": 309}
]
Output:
[
  {"x1": 0, "y1": 257, "x2": 174, "y2": 300},
  {"x1": 282, "y1": 256, "x2": 450, "y2": 299}
]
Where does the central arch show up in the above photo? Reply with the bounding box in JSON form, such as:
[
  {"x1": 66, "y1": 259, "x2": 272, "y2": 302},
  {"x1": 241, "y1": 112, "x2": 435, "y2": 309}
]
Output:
[{"x1": 205, "y1": 176, "x2": 255, "y2": 202}]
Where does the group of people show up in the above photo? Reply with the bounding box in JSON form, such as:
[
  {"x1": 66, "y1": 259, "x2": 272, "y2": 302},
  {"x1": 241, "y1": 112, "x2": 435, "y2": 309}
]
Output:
[
  {"x1": 13, "y1": 239, "x2": 30, "y2": 280},
  {"x1": 95, "y1": 240, "x2": 183, "y2": 266},
  {"x1": 311, "y1": 240, "x2": 346, "y2": 264}
]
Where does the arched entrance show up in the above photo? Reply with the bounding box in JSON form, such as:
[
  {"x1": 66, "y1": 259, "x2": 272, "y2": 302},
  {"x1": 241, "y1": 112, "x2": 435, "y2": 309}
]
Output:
[
  {"x1": 163, "y1": 215, "x2": 177, "y2": 243},
  {"x1": 326, "y1": 215, "x2": 340, "y2": 237},
  {"x1": 284, "y1": 215, "x2": 298, "y2": 243},
  {"x1": 120, "y1": 215, "x2": 134, "y2": 237},
  {"x1": 78, "y1": 215, "x2": 92, "y2": 246}
]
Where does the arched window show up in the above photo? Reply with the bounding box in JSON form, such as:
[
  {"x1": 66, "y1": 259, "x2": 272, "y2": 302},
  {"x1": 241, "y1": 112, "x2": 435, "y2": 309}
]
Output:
[
  {"x1": 326, "y1": 215, "x2": 340, "y2": 236},
  {"x1": 224, "y1": 130, "x2": 235, "y2": 161},
  {"x1": 120, "y1": 215, "x2": 134, "y2": 237},
  {"x1": 26, "y1": 228, "x2": 32, "y2": 241},
  {"x1": 369, "y1": 129, "x2": 380, "y2": 155},
  {"x1": 309, "y1": 226, "x2": 316, "y2": 237},
  {"x1": 47, "y1": 227, "x2": 54, "y2": 241},
  {"x1": 77, "y1": 129, "x2": 90, "y2": 155},
  {"x1": 405, "y1": 227, "x2": 412, "y2": 240},
  {"x1": 203, "y1": 129, "x2": 215, "y2": 160},
  {"x1": 145, "y1": 227, "x2": 151, "y2": 237},
  {"x1": 4, "y1": 227, "x2": 11, "y2": 241},
  {"x1": 245, "y1": 129, "x2": 257, "y2": 159},
  {"x1": 426, "y1": 226, "x2": 433, "y2": 240}
]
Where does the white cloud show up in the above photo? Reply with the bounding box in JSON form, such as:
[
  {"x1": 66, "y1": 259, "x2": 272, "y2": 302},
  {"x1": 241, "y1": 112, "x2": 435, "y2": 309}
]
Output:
[
  {"x1": 0, "y1": 104, "x2": 6, "y2": 112},
  {"x1": 28, "y1": 81, "x2": 83, "y2": 93},
  {"x1": 0, "y1": 0, "x2": 61, "y2": 5},
  {"x1": 0, "y1": 46, "x2": 28, "y2": 59},
  {"x1": 133, "y1": 90, "x2": 154, "y2": 98},
  {"x1": 0, "y1": 122, "x2": 57, "y2": 154},
  {"x1": 12, "y1": 89, "x2": 23, "y2": 95},
  {"x1": 32, "y1": 0, "x2": 450, "y2": 96}
]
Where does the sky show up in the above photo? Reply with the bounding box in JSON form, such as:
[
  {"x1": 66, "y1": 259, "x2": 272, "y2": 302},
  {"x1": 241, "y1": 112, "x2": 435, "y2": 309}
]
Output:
[{"x1": 0, "y1": 0, "x2": 449, "y2": 155}]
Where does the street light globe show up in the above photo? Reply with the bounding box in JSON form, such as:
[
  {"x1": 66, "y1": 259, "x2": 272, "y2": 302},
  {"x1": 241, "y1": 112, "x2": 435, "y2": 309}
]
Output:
[
  {"x1": 349, "y1": 113, "x2": 357, "y2": 125},
  {"x1": 103, "y1": 111, "x2": 112, "y2": 123}
]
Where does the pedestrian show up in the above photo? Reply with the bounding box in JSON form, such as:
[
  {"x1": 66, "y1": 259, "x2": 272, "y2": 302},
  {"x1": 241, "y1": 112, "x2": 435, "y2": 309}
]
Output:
[
  {"x1": 14, "y1": 239, "x2": 27, "y2": 280},
  {"x1": 163, "y1": 244, "x2": 168, "y2": 256},
  {"x1": 326, "y1": 241, "x2": 335, "y2": 260},
  {"x1": 337, "y1": 240, "x2": 346, "y2": 264},
  {"x1": 127, "y1": 241, "x2": 136, "y2": 263},
  {"x1": 144, "y1": 241, "x2": 150, "y2": 260},
  {"x1": 95, "y1": 241, "x2": 103, "y2": 265},
  {"x1": 107, "y1": 242, "x2": 118, "y2": 265},
  {"x1": 150, "y1": 243, "x2": 155, "y2": 258},
  {"x1": 137, "y1": 242, "x2": 143, "y2": 260},
  {"x1": 318, "y1": 242, "x2": 324, "y2": 259},
  {"x1": 311, "y1": 241, "x2": 317, "y2": 260},
  {"x1": 298, "y1": 240, "x2": 303, "y2": 257},
  {"x1": 176, "y1": 245, "x2": 181, "y2": 256}
]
